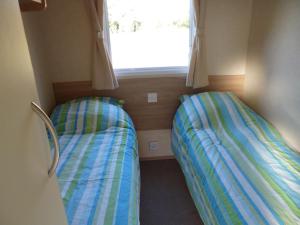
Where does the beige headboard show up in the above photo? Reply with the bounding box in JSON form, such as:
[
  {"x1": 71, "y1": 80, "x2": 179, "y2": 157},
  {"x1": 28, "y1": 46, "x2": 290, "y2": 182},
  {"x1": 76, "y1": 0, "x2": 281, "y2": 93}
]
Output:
[{"x1": 53, "y1": 75, "x2": 244, "y2": 130}]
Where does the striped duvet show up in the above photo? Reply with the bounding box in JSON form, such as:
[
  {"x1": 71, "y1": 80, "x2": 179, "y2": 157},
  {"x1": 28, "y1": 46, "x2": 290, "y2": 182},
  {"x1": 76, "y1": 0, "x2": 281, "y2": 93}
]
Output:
[
  {"x1": 50, "y1": 97, "x2": 140, "y2": 225},
  {"x1": 172, "y1": 92, "x2": 300, "y2": 225}
]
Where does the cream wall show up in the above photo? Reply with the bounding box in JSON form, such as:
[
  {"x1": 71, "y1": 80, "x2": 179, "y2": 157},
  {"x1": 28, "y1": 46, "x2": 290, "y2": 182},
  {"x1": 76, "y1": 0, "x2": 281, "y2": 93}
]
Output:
[
  {"x1": 245, "y1": 0, "x2": 300, "y2": 151},
  {"x1": 22, "y1": 13, "x2": 55, "y2": 113},
  {"x1": 28, "y1": 0, "x2": 252, "y2": 82},
  {"x1": 37, "y1": 0, "x2": 93, "y2": 82},
  {"x1": 206, "y1": 0, "x2": 253, "y2": 75}
]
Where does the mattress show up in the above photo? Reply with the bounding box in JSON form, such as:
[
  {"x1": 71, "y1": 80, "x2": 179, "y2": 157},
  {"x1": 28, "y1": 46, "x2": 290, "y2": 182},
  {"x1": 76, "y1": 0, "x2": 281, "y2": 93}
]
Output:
[
  {"x1": 172, "y1": 92, "x2": 300, "y2": 225},
  {"x1": 50, "y1": 97, "x2": 140, "y2": 225}
]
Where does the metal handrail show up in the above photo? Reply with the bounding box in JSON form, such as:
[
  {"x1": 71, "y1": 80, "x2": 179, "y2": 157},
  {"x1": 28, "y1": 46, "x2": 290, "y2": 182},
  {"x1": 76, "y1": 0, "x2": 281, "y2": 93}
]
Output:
[{"x1": 31, "y1": 102, "x2": 59, "y2": 177}]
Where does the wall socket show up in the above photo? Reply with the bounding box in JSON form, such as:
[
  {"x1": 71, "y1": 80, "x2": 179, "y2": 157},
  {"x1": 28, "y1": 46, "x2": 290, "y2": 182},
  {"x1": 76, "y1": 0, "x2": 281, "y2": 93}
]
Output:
[
  {"x1": 148, "y1": 141, "x2": 159, "y2": 151},
  {"x1": 147, "y1": 92, "x2": 158, "y2": 103}
]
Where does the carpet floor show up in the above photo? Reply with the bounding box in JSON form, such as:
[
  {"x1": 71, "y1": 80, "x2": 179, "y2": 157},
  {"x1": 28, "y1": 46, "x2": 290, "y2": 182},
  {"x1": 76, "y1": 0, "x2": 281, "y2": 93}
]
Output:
[{"x1": 140, "y1": 159, "x2": 204, "y2": 225}]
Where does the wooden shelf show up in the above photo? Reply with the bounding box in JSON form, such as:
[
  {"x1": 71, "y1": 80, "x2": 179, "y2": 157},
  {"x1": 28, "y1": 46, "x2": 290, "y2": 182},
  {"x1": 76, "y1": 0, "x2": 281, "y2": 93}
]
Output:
[{"x1": 19, "y1": 0, "x2": 47, "y2": 12}]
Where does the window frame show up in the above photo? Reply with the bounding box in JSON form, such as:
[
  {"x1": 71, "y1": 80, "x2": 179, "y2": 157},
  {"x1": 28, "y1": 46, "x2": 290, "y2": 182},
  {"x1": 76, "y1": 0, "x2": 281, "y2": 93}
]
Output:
[
  {"x1": 105, "y1": 0, "x2": 194, "y2": 77},
  {"x1": 115, "y1": 66, "x2": 188, "y2": 78}
]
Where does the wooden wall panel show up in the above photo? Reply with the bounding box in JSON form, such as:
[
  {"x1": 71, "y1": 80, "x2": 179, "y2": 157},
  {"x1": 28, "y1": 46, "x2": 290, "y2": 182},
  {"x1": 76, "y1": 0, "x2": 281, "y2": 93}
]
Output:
[{"x1": 53, "y1": 75, "x2": 244, "y2": 130}]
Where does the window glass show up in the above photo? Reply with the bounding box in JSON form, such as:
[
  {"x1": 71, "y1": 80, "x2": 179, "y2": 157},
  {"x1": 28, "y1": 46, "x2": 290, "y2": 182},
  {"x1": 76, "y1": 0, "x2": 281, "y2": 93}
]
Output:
[{"x1": 107, "y1": 0, "x2": 191, "y2": 70}]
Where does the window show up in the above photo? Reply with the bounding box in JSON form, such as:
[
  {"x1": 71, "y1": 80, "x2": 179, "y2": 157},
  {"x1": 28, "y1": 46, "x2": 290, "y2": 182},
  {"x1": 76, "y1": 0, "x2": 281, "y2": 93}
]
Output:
[{"x1": 106, "y1": 0, "x2": 192, "y2": 74}]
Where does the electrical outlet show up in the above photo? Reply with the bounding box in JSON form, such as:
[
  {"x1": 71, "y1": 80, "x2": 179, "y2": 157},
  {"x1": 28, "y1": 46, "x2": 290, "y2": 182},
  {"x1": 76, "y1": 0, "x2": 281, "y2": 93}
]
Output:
[
  {"x1": 147, "y1": 92, "x2": 157, "y2": 103},
  {"x1": 148, "y1": 141, "x2": 159, "y2": 151}
]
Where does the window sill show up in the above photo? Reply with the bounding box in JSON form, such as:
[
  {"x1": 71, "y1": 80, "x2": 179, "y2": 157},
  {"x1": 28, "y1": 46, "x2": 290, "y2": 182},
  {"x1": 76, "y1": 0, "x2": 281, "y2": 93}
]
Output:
[{"x1": 115, "y1": 67, "x2": 188, "y2": 79}]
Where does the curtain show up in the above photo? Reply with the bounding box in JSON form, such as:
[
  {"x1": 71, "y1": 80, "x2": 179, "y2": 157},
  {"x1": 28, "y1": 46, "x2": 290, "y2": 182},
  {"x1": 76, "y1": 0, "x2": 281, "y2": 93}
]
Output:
[
  {"x1": 186, "y1": 0, "x2": 209, "y2": 88},
  {"x1": 87, "y1": 0, "x2": 119, "y2": 90}
]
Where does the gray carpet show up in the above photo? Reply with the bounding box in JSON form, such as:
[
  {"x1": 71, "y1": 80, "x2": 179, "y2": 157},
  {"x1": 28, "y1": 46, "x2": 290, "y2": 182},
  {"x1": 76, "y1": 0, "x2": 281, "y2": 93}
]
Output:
[{"x1": 140, "y1": 159, "x2": 204, "y2": 225}]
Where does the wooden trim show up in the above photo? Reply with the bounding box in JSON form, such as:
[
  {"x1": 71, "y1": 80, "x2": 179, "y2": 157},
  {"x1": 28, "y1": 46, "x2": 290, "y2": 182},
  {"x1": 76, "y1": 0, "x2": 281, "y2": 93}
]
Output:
[
  {"x1": 140, "y1": 156, "x2": 175, "y2": 161},
  {"x1": 53, "y1": 75, "x2": 244, "y2": 130},
  {"x1": 19, "y1": 0, "x2": 47, "y2": 12}
]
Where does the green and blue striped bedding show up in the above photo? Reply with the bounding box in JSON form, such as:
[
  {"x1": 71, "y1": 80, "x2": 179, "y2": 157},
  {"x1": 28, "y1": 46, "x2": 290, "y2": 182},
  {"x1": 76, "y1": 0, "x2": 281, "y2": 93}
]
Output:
[
  {"x1": 50, "y1": 97, "x2": 140, "y2": 225},
  {"x1": 172, "y1": 92, "x2": 300, "y2": 225}
]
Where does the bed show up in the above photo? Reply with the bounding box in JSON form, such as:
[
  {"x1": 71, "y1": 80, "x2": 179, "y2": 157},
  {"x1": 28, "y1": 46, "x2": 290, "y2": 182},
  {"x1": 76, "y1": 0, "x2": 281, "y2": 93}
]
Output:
[
  {"x1": 172, "y1": 92, "x2": 300, "y2": 225},
  {"x1": 50, "y1": 97, "x2": 140, "y2": 225}
]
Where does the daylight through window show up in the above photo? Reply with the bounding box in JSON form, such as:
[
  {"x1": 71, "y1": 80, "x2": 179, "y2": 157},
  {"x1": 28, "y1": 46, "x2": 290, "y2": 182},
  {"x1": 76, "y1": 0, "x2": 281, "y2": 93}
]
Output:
[{"x1": 107, "y1": 0, "x2": 191, "y2": 72}]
